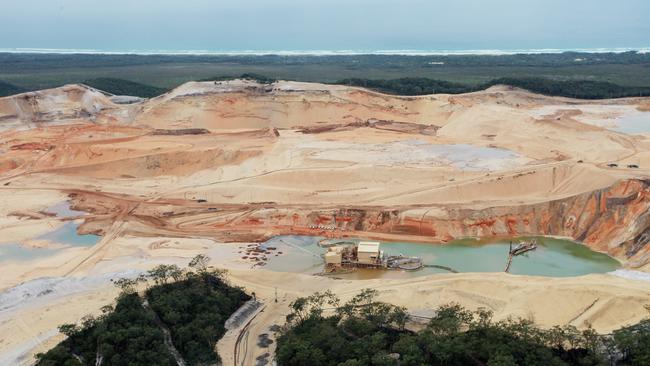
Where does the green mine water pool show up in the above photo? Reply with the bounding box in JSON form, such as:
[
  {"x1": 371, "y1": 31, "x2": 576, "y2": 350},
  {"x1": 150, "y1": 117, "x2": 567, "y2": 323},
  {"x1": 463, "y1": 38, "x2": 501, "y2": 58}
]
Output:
[{"x1": 260, "y1": 236, "x2": 621, "y2": 279}]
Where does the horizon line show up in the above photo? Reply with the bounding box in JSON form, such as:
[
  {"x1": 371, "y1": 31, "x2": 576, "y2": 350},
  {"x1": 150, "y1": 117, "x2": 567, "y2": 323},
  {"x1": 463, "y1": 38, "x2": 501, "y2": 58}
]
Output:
[{"x1": 1, "y1": 47, "x2": 649, "y2": 56}]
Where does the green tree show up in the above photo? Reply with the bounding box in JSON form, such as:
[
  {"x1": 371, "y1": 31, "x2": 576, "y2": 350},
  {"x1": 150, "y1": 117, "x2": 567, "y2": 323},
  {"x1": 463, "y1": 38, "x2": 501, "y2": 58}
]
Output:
[
  {"x1": 189, "y1": 254, "x2": 210, "y2": 273},
  {"x1": 488, "y1": 350, "x2": 517, "y2": 366}
]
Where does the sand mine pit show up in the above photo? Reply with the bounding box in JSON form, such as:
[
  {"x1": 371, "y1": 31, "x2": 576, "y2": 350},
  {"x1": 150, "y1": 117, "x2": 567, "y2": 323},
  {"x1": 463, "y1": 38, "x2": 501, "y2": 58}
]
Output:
[{"x1": 2, "y1": 80, "x2": 650, "y2": 364}]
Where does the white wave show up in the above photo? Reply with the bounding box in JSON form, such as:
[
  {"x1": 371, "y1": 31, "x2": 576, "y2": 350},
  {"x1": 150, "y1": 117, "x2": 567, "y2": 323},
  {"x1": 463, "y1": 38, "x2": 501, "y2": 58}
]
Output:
[
  {"x1": 1, "y1": 47, "x2": 649, "y2": 56},
  {"x1": 608, "y1": 269, "x2": 650, "y2": 282}
]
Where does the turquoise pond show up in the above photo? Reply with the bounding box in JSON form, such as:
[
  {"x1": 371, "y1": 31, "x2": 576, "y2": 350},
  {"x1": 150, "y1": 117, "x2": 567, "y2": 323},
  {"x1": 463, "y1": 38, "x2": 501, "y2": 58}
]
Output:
[
  {"x1": 37, "y1": 221, "x2": 100, "y2": 247},
  {"x1": 260, "y1": 236, "x2": 621, "y2": 279},
  {"x1": 0, "y1": 222, "x2": 100, "y2": 262},
  {"x1": 0, "y1": 244, "x2": 60, "y2": 262}
]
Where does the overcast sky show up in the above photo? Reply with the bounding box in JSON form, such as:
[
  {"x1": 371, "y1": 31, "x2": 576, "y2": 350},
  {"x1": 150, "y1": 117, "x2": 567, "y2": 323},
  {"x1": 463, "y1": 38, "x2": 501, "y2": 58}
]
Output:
[{"x1": 1, "y1": 0, "x2": 648, "y2": 52}]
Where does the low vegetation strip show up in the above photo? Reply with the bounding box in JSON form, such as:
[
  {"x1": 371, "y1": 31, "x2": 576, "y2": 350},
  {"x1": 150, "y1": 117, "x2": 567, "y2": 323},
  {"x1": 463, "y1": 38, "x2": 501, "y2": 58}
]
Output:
[
  {"x1": 200, "y1": 73, "x2": 277, "y2": 84},
  {"x1": 275, "y1": 289, "x2": 650, "y2": 366},
  {"x1": 0, "y1": 80, "x2": 25, "y2": 97},
  {"x1": 338, "y1": 77, "x2": 650, "y2": 99},
  {"x1": 82, "y1": 78, "x2": 168, "y2": 98},
  {"x1": 3, "y1": 73, "x2": 650, "y2": 99},
  {"x1": 7, "y1": 75, "x2": 650, "y2": 101},
  {"x1": 34, "y1": 255, "x2": 251, "y2": 366}
]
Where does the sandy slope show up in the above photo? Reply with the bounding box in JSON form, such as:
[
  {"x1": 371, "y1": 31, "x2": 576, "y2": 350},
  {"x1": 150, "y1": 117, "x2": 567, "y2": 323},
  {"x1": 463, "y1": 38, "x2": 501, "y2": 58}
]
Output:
[{"x1": 1, "y1": 81, "x2": 650, "y2": 364}]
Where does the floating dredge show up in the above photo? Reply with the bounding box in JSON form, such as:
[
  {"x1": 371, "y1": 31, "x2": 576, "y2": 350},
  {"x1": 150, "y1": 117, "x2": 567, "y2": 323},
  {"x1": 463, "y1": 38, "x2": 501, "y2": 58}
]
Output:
[{"x1": 323, "y1": 241, "x2": 423, "y2": 273}]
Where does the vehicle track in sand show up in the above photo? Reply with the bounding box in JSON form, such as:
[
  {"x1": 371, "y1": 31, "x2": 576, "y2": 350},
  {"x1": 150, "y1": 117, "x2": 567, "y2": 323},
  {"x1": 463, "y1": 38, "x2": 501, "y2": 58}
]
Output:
[
  {"x1": 62, "y1": 220, "x2": 125, "y2": 276},
  {"x1": 352, "y1": 160, "x2": 570, "y2": 205}
]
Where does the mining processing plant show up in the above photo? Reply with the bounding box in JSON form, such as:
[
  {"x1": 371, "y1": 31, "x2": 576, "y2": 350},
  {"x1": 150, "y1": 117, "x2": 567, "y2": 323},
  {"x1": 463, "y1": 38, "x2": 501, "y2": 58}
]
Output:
[{"x1": 323, "y1": 241, "x2": 424, "y2": 272}]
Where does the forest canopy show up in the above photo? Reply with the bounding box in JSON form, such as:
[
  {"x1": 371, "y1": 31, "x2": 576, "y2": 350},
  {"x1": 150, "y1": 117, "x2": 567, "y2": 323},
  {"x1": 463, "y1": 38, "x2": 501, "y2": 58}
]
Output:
[
  {"x1": 2, "y1": 51, "x2": 650, "y2": 98},
  {"x1": 276, "y1": 289, "x2": 650, "y2": 366},
  {"x1": 337, "y1": 77, "x2": 650, "y2": 99},
  {"x1": 34, "y1": 256, "x2": 250, "y2": 366}
]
